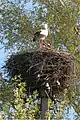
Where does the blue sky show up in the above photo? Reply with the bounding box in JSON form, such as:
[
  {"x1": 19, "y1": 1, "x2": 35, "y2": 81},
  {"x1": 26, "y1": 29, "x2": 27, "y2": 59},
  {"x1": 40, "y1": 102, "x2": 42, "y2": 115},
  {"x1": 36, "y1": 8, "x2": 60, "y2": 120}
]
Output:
[{"x1": 0, "y1": 46, "x2": 6, "y2": 71}]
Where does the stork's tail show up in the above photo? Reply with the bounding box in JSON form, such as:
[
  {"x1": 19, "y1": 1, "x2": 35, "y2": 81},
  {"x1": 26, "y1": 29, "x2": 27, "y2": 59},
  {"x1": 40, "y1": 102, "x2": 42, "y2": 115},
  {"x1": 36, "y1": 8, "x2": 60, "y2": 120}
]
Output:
[{"x1": 33, "y1": 37, "x2": 36, "y2": 41}]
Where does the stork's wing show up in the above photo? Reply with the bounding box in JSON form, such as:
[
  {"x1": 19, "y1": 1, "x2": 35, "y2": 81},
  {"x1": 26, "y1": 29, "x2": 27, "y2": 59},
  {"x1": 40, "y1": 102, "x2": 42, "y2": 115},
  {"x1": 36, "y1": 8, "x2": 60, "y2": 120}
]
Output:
[
  {"x1": 33, "y1": 30, "x2": 45, "y2": 40},
  {"x1": 33, "y1": 31, "x2": 41, "y2": 41},
  {"x1": 34, "y1": 31, "x2": 41, "y2": 37},
  {"x1": 33, "y1": 29, "x2": 48, "y2": 42}
]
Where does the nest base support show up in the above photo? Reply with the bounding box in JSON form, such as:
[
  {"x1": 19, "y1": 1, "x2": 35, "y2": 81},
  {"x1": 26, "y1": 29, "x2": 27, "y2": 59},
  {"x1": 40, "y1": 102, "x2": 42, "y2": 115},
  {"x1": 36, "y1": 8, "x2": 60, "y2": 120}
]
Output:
[{"x1": 41, "y1": 90, "x2": 48, "y2": 120}]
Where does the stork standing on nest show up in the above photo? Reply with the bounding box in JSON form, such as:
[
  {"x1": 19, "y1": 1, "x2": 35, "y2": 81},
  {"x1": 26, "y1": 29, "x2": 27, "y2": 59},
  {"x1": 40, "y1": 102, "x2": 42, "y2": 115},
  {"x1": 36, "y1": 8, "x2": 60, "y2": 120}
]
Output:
[{"x1": 33, "y1": 24, "x2": 48, "y2": 49}]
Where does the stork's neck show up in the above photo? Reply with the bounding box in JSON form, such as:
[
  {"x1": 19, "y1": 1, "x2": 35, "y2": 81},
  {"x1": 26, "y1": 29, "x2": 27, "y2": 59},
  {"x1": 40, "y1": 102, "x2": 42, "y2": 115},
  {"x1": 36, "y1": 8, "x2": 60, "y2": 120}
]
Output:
[{"x1": 45, "y1": 24, "x2": 48, "y2": 30}]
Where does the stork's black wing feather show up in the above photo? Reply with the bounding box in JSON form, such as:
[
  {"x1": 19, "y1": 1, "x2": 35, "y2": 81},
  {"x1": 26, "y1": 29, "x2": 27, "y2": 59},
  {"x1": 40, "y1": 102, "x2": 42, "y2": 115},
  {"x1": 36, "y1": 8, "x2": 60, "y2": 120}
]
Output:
[
  {"x1": 34, "y1": 31, "x2": 41, "y2": 37},
  {"x1": 33, "y1": 31, "x2": 41, "y2": 41},
  {"x1": 33, "y1": 37, "x2": 36, "y2": 41}
]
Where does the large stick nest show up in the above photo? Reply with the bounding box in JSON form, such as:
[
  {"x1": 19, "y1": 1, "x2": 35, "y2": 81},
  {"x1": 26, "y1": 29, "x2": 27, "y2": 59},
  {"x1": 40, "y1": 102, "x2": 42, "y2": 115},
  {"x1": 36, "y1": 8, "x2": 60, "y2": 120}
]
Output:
[{"x1": 5, "y1": 50, "x2": 74, "y2": 100}]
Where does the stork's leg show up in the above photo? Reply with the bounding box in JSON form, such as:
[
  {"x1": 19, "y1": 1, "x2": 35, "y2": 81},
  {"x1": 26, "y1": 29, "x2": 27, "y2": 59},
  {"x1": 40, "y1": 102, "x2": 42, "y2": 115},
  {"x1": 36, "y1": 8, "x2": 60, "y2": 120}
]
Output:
[{"x1": 39, "y1": 39, "x2": 43, "y2": 49}]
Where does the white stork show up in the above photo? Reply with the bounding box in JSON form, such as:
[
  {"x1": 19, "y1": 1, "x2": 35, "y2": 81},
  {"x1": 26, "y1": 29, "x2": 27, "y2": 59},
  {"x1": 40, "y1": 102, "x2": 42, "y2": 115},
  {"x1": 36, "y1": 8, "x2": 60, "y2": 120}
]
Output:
[{"x1": 33, "y1": 24, "x2": 48, "y2": 49}]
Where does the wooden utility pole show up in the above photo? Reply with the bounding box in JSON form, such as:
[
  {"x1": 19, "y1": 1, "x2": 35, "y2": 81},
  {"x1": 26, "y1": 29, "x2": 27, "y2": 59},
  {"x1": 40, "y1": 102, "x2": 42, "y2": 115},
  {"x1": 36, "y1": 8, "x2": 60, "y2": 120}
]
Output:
[{"x1": 41, "y1": 89, "x2": 48, "y2": 120}]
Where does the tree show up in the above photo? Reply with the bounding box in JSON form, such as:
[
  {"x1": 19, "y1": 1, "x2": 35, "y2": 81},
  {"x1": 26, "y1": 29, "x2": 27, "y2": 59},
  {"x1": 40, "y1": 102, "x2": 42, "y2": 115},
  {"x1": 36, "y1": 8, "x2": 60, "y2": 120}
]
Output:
[
  {"x1": 0, "y1": 73, "x2": 14, "y2": 119},
  {"x1": 0, "y1": 0, "x2": 80, "y2": 119}
]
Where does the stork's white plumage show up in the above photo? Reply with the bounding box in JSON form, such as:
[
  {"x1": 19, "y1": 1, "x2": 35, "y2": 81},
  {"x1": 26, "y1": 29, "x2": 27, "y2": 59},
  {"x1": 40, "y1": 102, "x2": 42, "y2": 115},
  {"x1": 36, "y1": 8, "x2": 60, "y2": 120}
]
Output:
[
  {"x1": 46, "y1": 82, "x2": 50, "y2": 91},
  {"x1": 33, "y1": 24, "x2": 48, "y2": 48}
]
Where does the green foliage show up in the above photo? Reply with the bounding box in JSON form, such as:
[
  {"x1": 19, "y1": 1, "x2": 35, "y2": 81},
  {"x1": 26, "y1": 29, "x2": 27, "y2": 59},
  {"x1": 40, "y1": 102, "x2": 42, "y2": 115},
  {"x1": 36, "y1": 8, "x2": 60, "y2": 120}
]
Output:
[
  {"x1": 1, "y1": 0, "x2": 80, "y2": 52},
  {"x1": 26, "y1": 91, "x2": 40, "y2": 119},
  {"x1": 37, "y1": 0, "x2": 80, "y2": 51},
  {"x1": 0, "y1": 0, "x2": 80, "y2": 119},
  {"x1": 56, "y1": 89, "x2": 70, "y2": 120},
  {"x1": 0, "y1": 1, "x2": 34, "y2": 51},
  {"x1": 12, "y1": 76, "x2": 40, "y2": 120},
  {"x1": 13, "y1": 82, "x2": 27, "y2": 120},
  {"x1": 0, "y1": 73, "x2": 14, "y2": 119}
]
